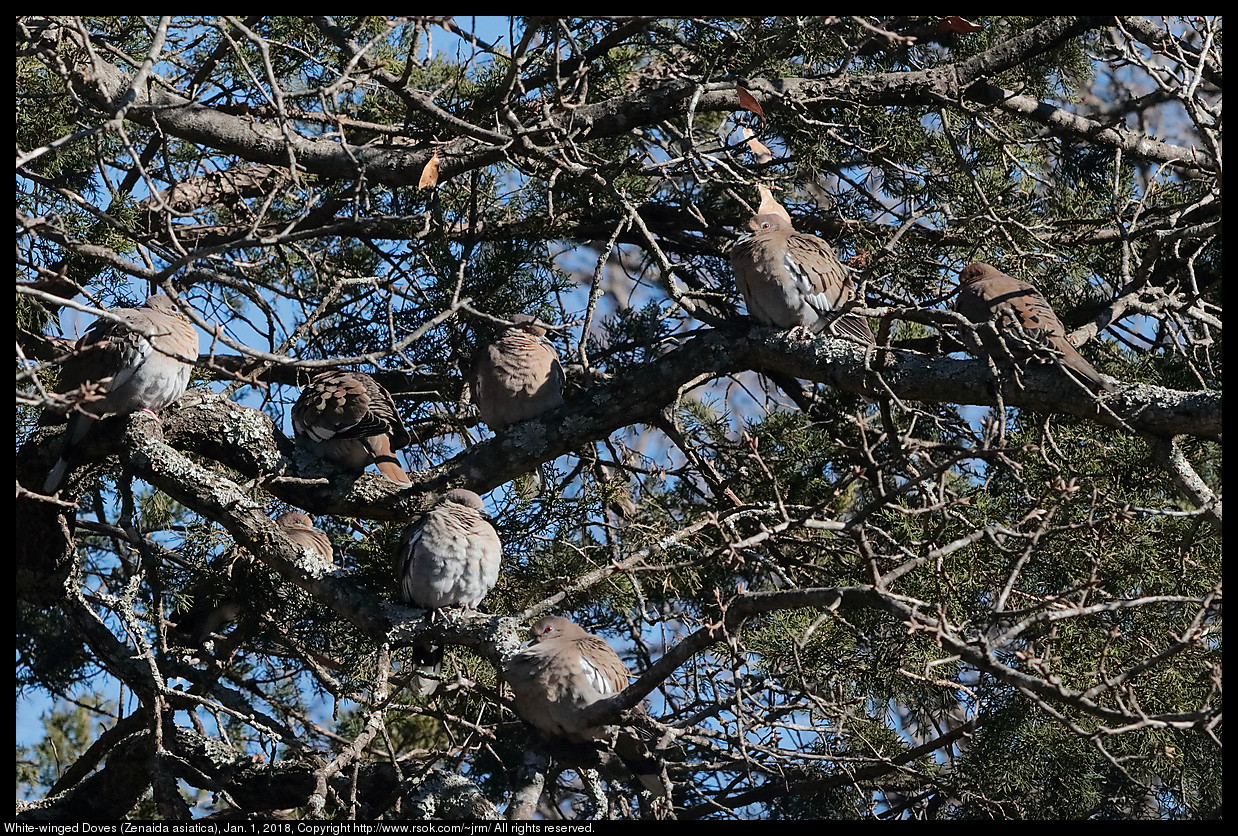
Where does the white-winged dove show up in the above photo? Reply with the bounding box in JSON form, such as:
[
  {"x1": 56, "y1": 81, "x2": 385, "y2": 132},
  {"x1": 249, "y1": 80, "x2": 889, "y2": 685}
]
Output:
[
  {"x1": 954, "y1": 262, "x2": 1115, "y2": 393},
  {"x1": 729, "y1": 192, "x2": 875, "y2": 346},
  {"x1": 505, "y1": 616, "x2": 668, "y2": 796},
  {"x1": 172, "y1": 510, "x2": 334, "y2": 649},
  {"x1": 505, "y1": 616, "x2": 630, "y2": 742},
  {"x1": 43, "y1": 294, "x2": 199, "y2": 493},
  {"x1": 275, "y1": 510, "x2": 336, "y2": 571},
  {"x1": 397, "y1": 489, "x2": 503, "y2": 696},
  {"x1": 471, "y1": 314, "x2": 565, "y2": 431},
  {"x1": 292, "y1": 370, "x2": 412, "y2": 484}
]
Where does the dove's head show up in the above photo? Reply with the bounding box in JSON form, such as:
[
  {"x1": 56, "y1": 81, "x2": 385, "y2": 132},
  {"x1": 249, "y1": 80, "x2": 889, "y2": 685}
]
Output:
[
  {"x1": 959, "y1": 263, "x2": 1001, "y2": 287},
  {"x1": 442, "y1": 489, "x2": 485, "y2": 510},
  {"x1": 529, "y1": 616, "x2": 587, "y2": 643},
  {"x1": 507, "y1": 313, "x2": 549, "y2": 338},
  {"x1": 747, "y1": 213, "x2": 793, "y2": 235}
]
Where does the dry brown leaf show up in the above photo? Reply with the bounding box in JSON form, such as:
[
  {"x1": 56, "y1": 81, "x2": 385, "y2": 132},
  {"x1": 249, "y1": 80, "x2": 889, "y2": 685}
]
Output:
[
  {"x1": 741, "y1": 126, "x2": 774, "y2": 164},
  {"x1": 418, "y1": 151, "x2": 441, "y2": 190},
  {"x1": 736, "y1": 86, "x2": 765, "y2": 121},
  {"x1": 939, "y1": 16, "x2": 982, "y2": 34}
]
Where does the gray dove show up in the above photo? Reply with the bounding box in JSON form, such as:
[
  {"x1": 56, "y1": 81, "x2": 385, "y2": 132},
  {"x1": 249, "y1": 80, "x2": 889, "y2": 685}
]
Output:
[
  {"x1": 292, "y1": 370, "x2": 412, "y2": 484},
  {"x1": 730, "y1": 193, "x2": 874, "y2": 346},
  {"x1": 472, "y1": 314, "x2": 565, "y2": 431},
  {"x1": 505, "y1": 616, "x2": 669, "y2": 797},
  {"x1": 397, "y1": 489, "x2": 503, "y2": 696},
  {"x1": 43, "y1": 294, "x2": 199, "y2": 493},
  {"x1": 954, "y1": 262, "x2": 1114, "y2": 393}
]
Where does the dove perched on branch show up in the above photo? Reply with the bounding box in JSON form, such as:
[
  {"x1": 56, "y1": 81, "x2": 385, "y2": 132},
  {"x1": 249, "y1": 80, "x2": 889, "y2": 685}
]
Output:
[
  {"x1": 953, "y1": 262, "x2": 1115, "y2": 393},
  {"x1": 292, "y1": 370, "x2": 412, "y2": 484},
  {"x1": 397, "y1": 489, "x2": 503, "y2": 696},
  {"x1": 505, "y1": 616, "x2": 669, "y2": 797},
  {"x1": 730, "y1": 188, "x2": 875, "y2": 345},
  {"x1": 43, "y1": 293, "x2": 199, "y2": 493}
]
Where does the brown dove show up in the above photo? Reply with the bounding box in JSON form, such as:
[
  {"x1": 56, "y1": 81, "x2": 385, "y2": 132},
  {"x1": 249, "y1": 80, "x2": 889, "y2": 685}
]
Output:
[
  {"x1": 397, "y1": 489, "x2": 503, "y2": 696},
  {"x1": 43, "y1": 293, "x2": 199, "y2": 493},
  {"x1": 292, "y1": 370, "x2": 412, "y2": 484},
  {"x1": 954, "y1": 262, "x2": 1114, "y2": 393},
  {"x1": 471, "y1": 314, "x2": 565, "y2": 431},
  {"x1": 730, "y1": 191, "x2": 875, "y2": 346},
  {"x1": 505, "y1": 616, "x2": 668, "y2": 796},
  {"x1": 171, "y1": 510, "x2": 334, "y2": 649}
]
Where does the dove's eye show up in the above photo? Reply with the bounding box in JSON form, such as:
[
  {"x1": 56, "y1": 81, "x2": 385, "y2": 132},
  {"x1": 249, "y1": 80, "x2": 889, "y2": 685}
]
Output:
[{"x1": 760, "y1": 222, "x2": 772, "y2": 230}]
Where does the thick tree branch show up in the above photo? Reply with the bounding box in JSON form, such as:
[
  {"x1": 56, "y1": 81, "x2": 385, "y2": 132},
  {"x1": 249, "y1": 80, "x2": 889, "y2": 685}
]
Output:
[
  {"x1": 17, "y1": 732, "x2": 155, "y2": 821},
  {"x1": 19, "y1": 322, "x2": 1216, "y2": 527},
  {"x1": 36, "y1": 14, "x2": 1213, "y2": 199}
]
